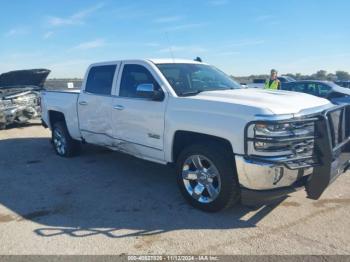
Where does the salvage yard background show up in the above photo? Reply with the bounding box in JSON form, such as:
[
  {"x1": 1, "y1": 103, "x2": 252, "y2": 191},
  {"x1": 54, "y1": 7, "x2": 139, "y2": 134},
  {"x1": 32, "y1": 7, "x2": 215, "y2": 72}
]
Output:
[{"x1": 0, "y1": 120, "x2": 349, "y2": 254}]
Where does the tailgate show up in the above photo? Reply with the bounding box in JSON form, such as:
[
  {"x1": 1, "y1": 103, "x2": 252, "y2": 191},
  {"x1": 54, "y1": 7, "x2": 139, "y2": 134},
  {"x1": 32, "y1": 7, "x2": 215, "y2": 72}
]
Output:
[{"x1": 306, "y1": 104, "x2": 350, "y2": 199}]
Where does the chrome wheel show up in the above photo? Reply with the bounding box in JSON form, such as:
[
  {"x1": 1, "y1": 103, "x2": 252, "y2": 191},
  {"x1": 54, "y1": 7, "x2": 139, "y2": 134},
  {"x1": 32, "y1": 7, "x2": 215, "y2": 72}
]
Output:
[
  {"x1": 53, "y1": 129, "x2": 67, "y2": 155},
  {"x1": 182, "y1": 155, "x2": 221, "y2": 203}
]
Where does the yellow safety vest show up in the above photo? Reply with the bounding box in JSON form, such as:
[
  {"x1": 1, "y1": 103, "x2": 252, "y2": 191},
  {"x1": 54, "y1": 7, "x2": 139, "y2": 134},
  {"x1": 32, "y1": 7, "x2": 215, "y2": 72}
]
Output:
[{"x1": 264, "y1": 79, "x2": 279, "y2": 90}]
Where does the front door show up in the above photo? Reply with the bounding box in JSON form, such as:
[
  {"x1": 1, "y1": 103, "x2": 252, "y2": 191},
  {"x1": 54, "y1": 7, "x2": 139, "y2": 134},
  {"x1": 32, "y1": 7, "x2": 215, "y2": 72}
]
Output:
[{"x1": 111, "y1": 63, "x2": 167, "y2": 162}]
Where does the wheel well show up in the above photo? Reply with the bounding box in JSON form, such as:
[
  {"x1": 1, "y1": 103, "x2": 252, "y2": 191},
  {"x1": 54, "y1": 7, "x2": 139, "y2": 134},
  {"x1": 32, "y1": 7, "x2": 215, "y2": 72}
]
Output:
[
  {"x1": 172, "y1": 131, "x2": 234, "y2": 162},
  {"x1": 48, "y1": 111, "x2": 66, "y2": 127}
]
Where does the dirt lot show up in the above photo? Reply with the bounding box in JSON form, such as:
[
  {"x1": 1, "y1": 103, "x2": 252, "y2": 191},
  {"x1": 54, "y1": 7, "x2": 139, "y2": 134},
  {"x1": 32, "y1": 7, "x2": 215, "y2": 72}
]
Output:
[{"x1": 0, "y1": 120, "x2": 349, "y2": 255}]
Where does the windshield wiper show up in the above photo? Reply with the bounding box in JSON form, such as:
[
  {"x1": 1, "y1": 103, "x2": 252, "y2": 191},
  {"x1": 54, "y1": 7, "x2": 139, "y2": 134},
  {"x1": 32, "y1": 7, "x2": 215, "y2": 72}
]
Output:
[
  {"x1": 178, "y1": 90, "x2": 205, "y2": 96},
  {"x1": 178, "y1": 87, "x2": 238, "y2": 97}
]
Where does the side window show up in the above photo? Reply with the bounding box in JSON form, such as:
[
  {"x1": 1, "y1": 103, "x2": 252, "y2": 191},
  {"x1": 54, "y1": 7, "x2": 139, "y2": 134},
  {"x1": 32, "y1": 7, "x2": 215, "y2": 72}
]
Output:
[
  {"x1": 317, "y1": 84, "x2": 331, "y2": 97},
  {"x1": 119, "y1": 64, "x2": 160, "y2": 98},
  {"x1": 291, "y1": 83, "x2": 306, "y2": 93},
  {"x1": 305, "y1": 83, "x2": 318, "y2": 96},
  {"x1": 85, "y1": 65, "x2": 116, "y2": 95}
]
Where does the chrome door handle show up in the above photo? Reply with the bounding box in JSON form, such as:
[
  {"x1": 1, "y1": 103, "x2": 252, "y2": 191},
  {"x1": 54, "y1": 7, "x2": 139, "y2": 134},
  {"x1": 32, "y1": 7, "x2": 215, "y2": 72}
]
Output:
[
  {"x1": 113, "y1": 105, "x2": 124, "y2": 110},
  {"x1": 79, "y1": 101, "x2": 88, "y2": 106}
]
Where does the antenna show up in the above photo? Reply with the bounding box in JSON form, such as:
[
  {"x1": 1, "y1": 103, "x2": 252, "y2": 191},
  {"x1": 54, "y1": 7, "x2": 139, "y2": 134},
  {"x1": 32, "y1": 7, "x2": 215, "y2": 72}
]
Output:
[{"x1": 165, "y1": 32, "x2": 175, "y2": 62}]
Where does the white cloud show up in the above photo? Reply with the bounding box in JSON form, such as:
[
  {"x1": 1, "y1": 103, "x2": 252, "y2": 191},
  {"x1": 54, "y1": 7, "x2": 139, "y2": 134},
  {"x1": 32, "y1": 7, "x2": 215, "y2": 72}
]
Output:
[
  {"x1": 153, "y1": 16, "x2": 183, "y2": 23},
  {"x1": 4, "y1": 27, "x2": 30, "y2": 37},
  {"x1": 74, "y1": 39, "x2": 106, "y2": 50},
  {"x1": 43, "y1": 31, "x2": 54, "y2": 39},
  {"x1": 48, "y1": 3, "x2": 104, "y2": 27}
]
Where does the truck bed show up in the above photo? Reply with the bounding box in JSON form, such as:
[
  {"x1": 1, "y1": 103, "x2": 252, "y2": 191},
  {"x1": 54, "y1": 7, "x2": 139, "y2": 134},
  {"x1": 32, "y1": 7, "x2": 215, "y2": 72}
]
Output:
[{"x1": 41, "y1": 90, "x2": 81, "y2": 140}]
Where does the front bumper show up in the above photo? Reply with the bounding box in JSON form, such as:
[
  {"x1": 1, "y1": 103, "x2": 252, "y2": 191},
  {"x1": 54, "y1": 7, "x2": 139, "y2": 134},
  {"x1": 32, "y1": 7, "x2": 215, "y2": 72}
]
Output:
[
  {"x1": 236, "y1": 155, "x2": 313, "y2": 190},
  {"x1": 238, "y1": 104, "x2": 350, "y2": 205}
]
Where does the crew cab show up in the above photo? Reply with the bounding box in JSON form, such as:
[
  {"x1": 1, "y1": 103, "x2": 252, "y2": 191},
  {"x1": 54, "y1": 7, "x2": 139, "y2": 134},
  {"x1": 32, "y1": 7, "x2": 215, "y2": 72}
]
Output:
[{"x1": 41, "y1": 59, "x2": 350, "y2": 212}]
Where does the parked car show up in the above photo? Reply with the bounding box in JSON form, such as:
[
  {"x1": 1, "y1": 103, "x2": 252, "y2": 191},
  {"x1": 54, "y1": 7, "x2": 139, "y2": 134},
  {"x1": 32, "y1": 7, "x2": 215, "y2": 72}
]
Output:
[
  {"x1": 0, "y1": 69, "x2": 50, "y2": 129},
  {"x1": 335, "y1": 80, "x2": 350, "y2": 89},
  {"x1": 281, "y1": 80, "x2": 350, "y2": 105},
  {"x1": 278, "y1": 75, "x2": 296, "y2": 83},
  {"x1": 246, "y1": 78, "x2": 265, "y2": 88},
  {"x1": 247, "y1": 76, "x2": 295, "y2": 88},
  {"x1": 41, "y1": 59, "x2": 350, "y2": 212}
]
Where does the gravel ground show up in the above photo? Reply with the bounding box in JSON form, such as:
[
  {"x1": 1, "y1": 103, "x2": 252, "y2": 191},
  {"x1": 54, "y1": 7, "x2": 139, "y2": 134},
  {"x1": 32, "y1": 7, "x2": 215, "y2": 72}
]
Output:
[{"x1": 0, "y1": 121, "x2": 349, "y2": 255}]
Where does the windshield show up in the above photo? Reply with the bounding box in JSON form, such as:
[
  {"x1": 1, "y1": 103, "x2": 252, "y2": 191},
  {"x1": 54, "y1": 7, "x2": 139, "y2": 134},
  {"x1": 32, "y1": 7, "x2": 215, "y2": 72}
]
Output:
[
  {"x1": 156, "y1": 63, "x2": 241, "y2": 96},
  {"x1": 284, "y1": 76, "x2": 296, "y2": 82}
]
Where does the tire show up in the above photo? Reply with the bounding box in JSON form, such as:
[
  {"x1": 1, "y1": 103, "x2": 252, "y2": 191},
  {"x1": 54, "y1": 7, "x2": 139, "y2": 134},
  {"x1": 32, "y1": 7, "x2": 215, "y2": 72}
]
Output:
[
  {"x1": 176, "y1": 143, "x2": 240, "y2": 212},
  {"x1": 52, "y1": 121, "x2": 81, "y2": 157}
]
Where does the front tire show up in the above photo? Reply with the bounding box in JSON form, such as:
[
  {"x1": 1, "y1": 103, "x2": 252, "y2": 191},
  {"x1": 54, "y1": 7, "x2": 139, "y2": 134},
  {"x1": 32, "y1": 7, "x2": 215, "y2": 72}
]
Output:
[
  {"x1": 176, "y1": 143, "x2": 240, "y2": 212},
  {"x1": 52, "y1": 121, "x2": 81, "y2": 157}
]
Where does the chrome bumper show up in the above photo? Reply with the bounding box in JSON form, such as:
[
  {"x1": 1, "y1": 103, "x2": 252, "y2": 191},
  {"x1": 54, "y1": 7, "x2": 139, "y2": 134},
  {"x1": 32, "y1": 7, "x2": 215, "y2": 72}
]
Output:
[{"x1": 235, "y1": 155, "x2": 313, "y2": 190}]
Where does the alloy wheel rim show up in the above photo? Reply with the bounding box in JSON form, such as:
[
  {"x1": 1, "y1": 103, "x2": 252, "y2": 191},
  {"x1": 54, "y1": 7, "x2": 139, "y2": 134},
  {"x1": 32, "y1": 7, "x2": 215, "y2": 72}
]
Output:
[
  {"x1": 53, "y1": 129, "x2": 66, "y2": 155},
  {"x1": 182, "y1": 154, "x2": 221, "y2": 203}
]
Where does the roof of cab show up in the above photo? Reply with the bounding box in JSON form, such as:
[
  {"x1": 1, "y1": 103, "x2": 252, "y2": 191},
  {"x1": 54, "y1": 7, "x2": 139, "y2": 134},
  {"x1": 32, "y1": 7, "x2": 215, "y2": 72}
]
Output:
[
  {"x1": 148, "y1": 58, "x2": 205, "y2": 64},
  {"x1": 88, "y1": 58, "x2": 206, "y2": 68}
]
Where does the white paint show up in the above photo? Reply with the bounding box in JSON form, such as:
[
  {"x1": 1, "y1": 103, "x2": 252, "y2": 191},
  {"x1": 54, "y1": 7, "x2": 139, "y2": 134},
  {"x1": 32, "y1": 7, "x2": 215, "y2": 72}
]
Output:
[{"x1": 41, "y1": 59, "x2": 333, "y2": 164}]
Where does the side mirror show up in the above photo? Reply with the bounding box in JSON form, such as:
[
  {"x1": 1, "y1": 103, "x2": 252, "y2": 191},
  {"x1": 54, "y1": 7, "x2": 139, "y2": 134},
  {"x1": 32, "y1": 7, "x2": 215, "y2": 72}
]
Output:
[{"x1": 136, "y1": 83, "x2": 164, "y2": 101}]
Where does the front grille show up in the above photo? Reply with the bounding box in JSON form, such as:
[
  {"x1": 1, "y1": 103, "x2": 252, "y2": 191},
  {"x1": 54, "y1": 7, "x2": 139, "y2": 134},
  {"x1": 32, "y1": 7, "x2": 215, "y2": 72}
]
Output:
[{"x1": 291, "y1": 139, "x2": 314, "y2": 155}]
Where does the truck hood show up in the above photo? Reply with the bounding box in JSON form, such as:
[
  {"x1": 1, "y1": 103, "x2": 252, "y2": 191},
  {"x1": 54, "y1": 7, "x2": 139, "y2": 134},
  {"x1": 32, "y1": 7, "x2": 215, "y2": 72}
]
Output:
[
  {"x1": 0, "y1": 69, "x2": 50, "y2": 89},
  {"x1": 192, "y1": 88, "x2": 331, "y2": 115}
]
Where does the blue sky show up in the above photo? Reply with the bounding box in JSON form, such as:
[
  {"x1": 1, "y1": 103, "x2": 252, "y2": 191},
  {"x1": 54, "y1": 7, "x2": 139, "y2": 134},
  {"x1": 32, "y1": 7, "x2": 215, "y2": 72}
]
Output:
[{"x1": 0, "y1": 0, "x2": 349, "y2": 78}]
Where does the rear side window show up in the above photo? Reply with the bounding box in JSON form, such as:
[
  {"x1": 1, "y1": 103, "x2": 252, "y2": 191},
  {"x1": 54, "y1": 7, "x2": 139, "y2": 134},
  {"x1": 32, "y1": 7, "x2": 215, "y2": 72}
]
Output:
[
  {"x1": 317, "y1": 84, "x2": 331, "y2": 97},
  {"x1": 119, "y1": 64, "x2": 160, "y2": 98},
  {"x1": 291, "y1": 83, "x2": 306, "y2": 93},
  {"x1": 305, "y1": 83, "x2": 317, "y2": 95},
  {"x1": 85, "y1": 65, "x2": 116, "y2": 95}
]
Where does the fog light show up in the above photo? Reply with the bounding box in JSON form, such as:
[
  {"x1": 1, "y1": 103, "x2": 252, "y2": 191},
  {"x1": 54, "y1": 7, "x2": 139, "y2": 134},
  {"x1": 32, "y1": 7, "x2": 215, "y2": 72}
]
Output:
[{"x1": 273, "y1": 167, "x2": 284, "y2": 185}]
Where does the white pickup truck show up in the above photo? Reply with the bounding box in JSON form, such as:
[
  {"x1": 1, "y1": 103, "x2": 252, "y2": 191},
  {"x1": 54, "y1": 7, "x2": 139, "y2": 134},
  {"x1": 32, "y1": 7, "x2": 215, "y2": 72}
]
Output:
[{"x1": 41, "y1": 59, "x2": 350, "y2": 212}]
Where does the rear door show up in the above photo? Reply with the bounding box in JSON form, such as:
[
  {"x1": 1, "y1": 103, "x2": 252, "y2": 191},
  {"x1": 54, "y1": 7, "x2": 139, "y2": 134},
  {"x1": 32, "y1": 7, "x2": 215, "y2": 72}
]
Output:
[
  {"x1": 111, "y1": 62, "x2": 167, "y2": 162},
  {"x1": 317, "y1": 83, "x2": 331, "y2": 98},
  {"x1": 78, "y1": 63, "x2": 119, "y2": 145}
]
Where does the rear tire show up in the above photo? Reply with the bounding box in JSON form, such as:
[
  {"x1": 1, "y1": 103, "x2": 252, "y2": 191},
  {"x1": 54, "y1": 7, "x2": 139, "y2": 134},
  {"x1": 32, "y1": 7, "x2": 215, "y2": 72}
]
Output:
[
  {"x1": 176, "y1": 143, "x2": 240, "y2": 212},
  {"x1": 52, "y1": 121, "x2": 81, "y2": 157}
]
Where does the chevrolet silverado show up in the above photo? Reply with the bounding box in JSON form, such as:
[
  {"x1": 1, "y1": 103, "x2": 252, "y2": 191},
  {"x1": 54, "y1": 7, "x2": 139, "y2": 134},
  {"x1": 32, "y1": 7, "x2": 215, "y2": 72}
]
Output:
[{"x1": 41, "y1": 59, "x2": 350, "y2": 212}]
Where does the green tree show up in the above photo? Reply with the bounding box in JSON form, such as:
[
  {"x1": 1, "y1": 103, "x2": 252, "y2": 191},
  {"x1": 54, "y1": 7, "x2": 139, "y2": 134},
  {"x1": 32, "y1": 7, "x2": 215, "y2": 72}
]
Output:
[
  {"x1": 326, "y1": 73, "x2": 336, "y2": 81},
  {"x1": 335, "y1": 71, "x2": 350, "y2": 81},
  {"x1": 314, "y1": 70, "x2": 328, "y2": 80}
]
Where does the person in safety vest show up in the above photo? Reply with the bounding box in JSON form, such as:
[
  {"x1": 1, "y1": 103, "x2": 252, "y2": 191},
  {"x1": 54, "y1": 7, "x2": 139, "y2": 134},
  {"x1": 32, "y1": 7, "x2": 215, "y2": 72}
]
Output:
[{"x1": 264, "y1": 69, "x2": 281, "y2": 90}]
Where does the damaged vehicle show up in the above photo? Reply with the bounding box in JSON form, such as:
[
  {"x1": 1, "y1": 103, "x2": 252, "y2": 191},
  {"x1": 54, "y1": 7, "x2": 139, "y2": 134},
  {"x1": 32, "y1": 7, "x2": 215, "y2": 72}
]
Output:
[
  {"x1": 0, "y1": 69, "x2": 50, "y2": 129},
  {"x1": 41, "y1": 59, "x2": 350, "y2": 212}
]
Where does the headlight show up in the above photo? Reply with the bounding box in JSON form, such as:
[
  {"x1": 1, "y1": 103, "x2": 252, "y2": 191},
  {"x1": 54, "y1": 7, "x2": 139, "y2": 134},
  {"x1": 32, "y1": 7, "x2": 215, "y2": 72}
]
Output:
[{"x1": 247, "y1": 120, "x2": 316, "y2": 156}]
